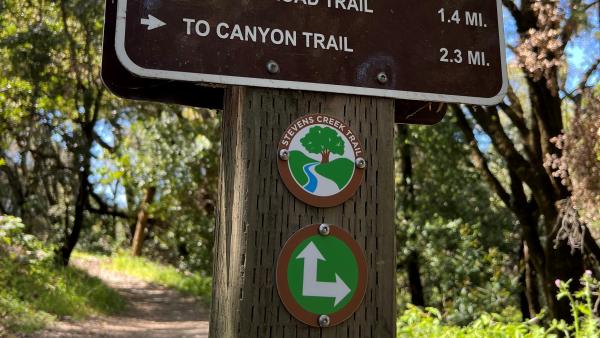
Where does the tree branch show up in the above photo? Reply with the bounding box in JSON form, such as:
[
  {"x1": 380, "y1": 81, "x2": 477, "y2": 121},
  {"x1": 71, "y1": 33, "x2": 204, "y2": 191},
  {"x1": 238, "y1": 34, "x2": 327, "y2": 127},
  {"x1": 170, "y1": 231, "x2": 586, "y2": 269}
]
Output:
[
  {"x1": 498, "y1": 90, "x2": 539, "y2": 163},
  {"x1": 87, "y1": 207, "x2": 129, "y2": 219},
  {"x1": 503, "y1": 0, "x2": 522, "y2": 26},
  {"x1": 468, "y1": 106, "x2": 536, "y2": 180},
  {"x1": 561, "y1": 0, "x2": 584, "y2": 45},
  {"x1": 509, "y1": 170, "x2": 545, "y2": 273},
  {"x1": 498, "y1": 103, "x2": 528, "y2": 138},
  {"x1": 578, "y1": 58, "x2": 599, "y2": 92},
  {"x1": 92, "y1": 131, "x2": 115, "y2": 153},
  {"x1": 88, "y1": 190, "x2": 129, "y2": 219},
  {"x1": 59, "y1": 0, "x2": 86, "y2": 103},
  {"x1": 467, "y1": 105, "x2": 559, "y2": 224},
  {"x1": 453, "y1": 107, "x2": 511, "y2": 208}
]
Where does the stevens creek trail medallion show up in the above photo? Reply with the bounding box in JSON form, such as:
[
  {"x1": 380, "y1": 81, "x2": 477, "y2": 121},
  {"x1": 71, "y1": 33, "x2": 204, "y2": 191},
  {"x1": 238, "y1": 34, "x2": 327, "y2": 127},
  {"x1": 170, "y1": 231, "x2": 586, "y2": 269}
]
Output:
[
  {"x1": 276, "y1": 224, "x2": 368, "y2": 327},
  {"x1": 277, "y1": 114, "x2": 365, "y2": 208}
]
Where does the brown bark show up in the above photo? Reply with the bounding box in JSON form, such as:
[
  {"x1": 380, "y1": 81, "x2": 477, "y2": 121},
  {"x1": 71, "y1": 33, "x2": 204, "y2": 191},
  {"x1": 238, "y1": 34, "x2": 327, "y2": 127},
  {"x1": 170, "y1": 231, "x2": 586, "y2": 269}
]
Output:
[
  {"x1": 131, "y1": 186, "x2": 157, "y2": 257},
  {"x1": 523, "y1": 242, "x2": 541, "y2": 318},
  {"x1": 320, "y1": 150, "x2": 331, "y2": 164}
]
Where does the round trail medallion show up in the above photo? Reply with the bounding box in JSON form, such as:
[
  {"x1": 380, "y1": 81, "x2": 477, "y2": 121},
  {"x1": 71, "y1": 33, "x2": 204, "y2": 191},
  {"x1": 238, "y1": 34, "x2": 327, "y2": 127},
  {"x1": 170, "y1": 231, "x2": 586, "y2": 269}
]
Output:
[
  {"x1": 276, "y1": 224, "x2": 368, "y2": 327},
  {"x1": 277, "y1": 114, "x2": 365, "y2": 208}
]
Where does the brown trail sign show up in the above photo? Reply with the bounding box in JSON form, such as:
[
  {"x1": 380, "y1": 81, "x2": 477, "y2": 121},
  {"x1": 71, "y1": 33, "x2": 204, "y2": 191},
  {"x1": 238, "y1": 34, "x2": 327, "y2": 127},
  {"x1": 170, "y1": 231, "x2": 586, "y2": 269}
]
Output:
[
  {"x1": 102, "y1": 0, "x2": 447, "y2": 124},
  {"x1": 113, "y1": 0, "x2": 506, "y2": 105},
  {"x1": 101, "y1": 0, "x2": 507, "y2": 337}
]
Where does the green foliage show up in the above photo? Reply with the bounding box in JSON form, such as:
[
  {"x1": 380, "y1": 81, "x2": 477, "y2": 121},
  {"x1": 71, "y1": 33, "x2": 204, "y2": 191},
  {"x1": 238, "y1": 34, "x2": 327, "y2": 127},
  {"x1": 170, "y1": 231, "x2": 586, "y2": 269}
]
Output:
[
  {"x1": 0, "y1": 215, "x2": 45, "y2": 254},
  {"x1": 300, "y1": 126, "x2": 345, "y2": 158},
  {"x1": 551, "y1": 272, "x2": 600, "y2": 337},
  {"x1": 86, "y1": 107, "x2": 220, "y2": 273},
  {"x1": 0, "y1": 293, "x2": 53, "y2": 333},
  {"x1": 0, "y1": 0, "x2": 121, "y2": 254},
  {"x1": 86, "y1": 252, "x2": 212, "y2": 304},
  {"x1": 0, "y1": 217, "x2": 125, "y2": 333},
  {"x1": 399, "y1": 218, "x2": 518, "y2": 324},
  {"x1": 396, "y1": 119, "x2": 517, "y2": 324},
  {"x1": 397, "y1": 272, "x2": 600, "y2": 337},
  {"x1": 397, "y1": 305, "x2": 547, "y2": 338}
]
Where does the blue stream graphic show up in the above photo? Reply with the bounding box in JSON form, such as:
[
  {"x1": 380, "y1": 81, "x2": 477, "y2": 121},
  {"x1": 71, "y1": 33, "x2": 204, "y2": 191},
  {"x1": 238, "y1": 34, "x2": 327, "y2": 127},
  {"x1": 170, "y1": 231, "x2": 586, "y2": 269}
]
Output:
[{"x1": 303, "y1": 163, "x2": 319, "y2": 193}]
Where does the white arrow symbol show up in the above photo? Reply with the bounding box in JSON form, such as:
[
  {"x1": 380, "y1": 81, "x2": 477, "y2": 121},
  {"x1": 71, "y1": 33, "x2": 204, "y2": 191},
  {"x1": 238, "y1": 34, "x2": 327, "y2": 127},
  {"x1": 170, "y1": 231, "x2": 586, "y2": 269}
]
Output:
[
  {"x1": 296, "y1": 242, "x2": 351, "y2": 307},
  {"x1": 140, "y1": 15, "x2": 166, "y2": 31}
]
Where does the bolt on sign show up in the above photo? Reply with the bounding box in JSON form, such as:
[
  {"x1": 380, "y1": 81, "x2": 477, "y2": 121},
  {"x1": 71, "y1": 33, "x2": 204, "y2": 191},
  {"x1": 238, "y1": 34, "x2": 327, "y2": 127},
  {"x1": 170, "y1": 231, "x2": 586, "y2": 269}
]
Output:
[
  {"x1": 277, "y1": 224, "x2": 368, "y2": 327},
  {"x1": 113, "y1": 0, "x2": 507, "y2": 105},
  {"x1": 277, "y1": 114, "x2": 365, "y2": 208}
]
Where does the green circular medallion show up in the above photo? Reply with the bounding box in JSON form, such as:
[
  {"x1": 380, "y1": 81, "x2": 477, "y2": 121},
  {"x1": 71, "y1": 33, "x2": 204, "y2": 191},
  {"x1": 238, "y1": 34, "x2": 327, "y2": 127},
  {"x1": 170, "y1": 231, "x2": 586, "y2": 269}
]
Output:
[
  {"x1": 287, "y1": 235, "x2": 359, "y2": 314},
  {"x1": 276, "y1": 224, "x2": 368, "y2": 327}
]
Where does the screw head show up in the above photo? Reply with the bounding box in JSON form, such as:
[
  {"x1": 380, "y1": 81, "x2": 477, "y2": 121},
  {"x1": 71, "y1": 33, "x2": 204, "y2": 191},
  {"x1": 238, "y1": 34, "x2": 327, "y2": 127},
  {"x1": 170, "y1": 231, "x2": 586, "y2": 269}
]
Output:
[
  {"x1": 376, "y1": 72, "x2": 388, "y2": 84},
  {"x1": 319, "y1": 224, "x2": 330, "y2": 236},
  {"x1": 355, "y1": 157, "x2": 367, "y2": 169},
  {"x1": 318, "y1": 315, "x2": 331, "y2": 327},
  {"x1": 279, "y1": 149, "x2": 289, "y2": 161},
  {"x1": 267, "y1": 60, "x2": 280, "y2": 74}
]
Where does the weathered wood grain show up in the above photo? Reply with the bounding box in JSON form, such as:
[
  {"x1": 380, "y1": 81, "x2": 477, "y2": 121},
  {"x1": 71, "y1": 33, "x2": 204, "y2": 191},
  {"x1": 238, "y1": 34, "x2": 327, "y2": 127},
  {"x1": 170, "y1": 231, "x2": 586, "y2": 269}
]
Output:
[{"x1": 209, "y1": 87, "x2": 396, "y2": 338}]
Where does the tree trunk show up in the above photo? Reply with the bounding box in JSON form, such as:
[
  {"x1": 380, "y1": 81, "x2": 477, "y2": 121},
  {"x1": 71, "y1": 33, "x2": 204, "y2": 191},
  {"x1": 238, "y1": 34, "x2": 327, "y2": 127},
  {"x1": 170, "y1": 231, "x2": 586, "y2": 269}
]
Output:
[
  {"x1": 407, "y1": 251, "x2": 425, "y2": 307},
  {"x1": 131, "y1": 186, "x2": 157, "y2": 257},
  {"x1": 210, "y1": 87, "x2": 396, "y2": 338},
  {"x1": 321, "y1": 150, "x2": 331, "y2": 164},
  {"x1": 544, "y1": 239, "x2": 584, "y2": 320},
  {"x1": 57, "y1": 139, "x2": 92, "y2": 266},
  {"x1": 521, "y1": 242, "x2": 541, "y2": 319},
  {"x1": 397, "y1": 124, "x2": 425, "y2": 307}
]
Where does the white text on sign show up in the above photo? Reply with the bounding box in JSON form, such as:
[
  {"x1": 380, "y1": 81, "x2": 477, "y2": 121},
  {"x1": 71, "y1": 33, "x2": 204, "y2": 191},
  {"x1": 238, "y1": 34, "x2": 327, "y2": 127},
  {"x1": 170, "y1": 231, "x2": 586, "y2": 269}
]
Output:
[
  {"x1": 183, "y1": 20, "x2": 354, "y2": 53},
  {"x1": 277, "y1": 0, "x2": 374, "y2": 13}
]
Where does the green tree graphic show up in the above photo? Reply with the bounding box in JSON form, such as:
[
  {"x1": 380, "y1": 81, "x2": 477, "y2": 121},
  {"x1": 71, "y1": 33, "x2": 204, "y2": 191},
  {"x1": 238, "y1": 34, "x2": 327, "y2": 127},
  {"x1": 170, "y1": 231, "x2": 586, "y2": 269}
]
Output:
[{"x1": 300, "y1": 127, "x2": 345, "y2": 164}]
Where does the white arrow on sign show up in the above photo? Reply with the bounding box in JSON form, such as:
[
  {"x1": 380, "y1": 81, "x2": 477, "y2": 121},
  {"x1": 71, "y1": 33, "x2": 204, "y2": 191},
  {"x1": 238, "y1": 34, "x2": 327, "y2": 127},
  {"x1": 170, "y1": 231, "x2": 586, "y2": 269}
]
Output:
[
  {"x1": 140, "y1": 15, "x2": 166, "y2": 31},
  {"x1": 296, "y1": 242, "x2": 351, "y2": 306}
]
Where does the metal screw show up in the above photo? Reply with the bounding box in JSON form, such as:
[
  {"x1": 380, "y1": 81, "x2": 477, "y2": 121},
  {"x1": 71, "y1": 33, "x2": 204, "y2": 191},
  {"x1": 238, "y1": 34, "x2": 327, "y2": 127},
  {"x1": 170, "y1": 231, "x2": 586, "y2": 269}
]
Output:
[
  {"x1": 355, "y1": 157, "x2": 367, "y2": 169},
  {"x1": 267, "y1": 60, "x2": 280, "y2": 74},
  {"x1": 319, "y1": 224, "x2": 330, "y2": 236},
  {"x1": 376, "y1": 72, "x2": 388, "y2": 84},
  {"x1": 318, "y1": 315, "x2": 331, "y2": 327},
  {"x1": 279, "y1": 149, "x2": 289, "y2": 161}
]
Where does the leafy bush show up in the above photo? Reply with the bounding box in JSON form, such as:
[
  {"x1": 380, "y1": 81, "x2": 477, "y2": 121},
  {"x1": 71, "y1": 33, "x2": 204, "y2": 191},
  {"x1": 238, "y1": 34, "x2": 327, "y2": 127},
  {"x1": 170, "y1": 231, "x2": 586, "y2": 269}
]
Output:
[
  {"x1": 0, "y1": 216, "x2": 125, "y2": 333},
  {"x1": 398, "y1": 218, "x2": 519, "y2": 324},
  {"x1": 397, "y1": 272, "x2": 600, "y2": 337},
  {"x1": 397, "y1": 305, "x2": 547, "y2": 337},
  {"x1": 551, "y1": 271, "x2": 600, "y2": 337},
  {"x1": 0, "y1": 214, "x2": 46, "y2": 256}
]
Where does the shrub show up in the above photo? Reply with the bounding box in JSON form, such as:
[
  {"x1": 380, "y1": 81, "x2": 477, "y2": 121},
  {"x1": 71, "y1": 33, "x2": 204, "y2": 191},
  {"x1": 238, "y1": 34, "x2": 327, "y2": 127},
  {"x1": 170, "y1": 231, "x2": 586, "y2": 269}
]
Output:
[{"x1": 0, "y1": 216, "x2": 125, "y2": 333}]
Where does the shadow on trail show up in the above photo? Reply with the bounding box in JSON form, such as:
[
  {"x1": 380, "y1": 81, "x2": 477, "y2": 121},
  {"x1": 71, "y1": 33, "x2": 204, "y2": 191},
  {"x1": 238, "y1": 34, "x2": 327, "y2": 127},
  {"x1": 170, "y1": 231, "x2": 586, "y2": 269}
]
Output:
[{"x1": 29, "y1": 258, "x2": 209, "y2": 338}]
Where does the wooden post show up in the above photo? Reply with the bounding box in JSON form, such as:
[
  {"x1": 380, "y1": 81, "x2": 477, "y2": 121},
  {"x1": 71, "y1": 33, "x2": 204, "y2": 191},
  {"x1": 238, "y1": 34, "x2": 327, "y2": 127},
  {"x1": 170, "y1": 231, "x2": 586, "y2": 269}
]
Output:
[{"x1": 209, "y1": 87, "x2": 396, "y2": 338}]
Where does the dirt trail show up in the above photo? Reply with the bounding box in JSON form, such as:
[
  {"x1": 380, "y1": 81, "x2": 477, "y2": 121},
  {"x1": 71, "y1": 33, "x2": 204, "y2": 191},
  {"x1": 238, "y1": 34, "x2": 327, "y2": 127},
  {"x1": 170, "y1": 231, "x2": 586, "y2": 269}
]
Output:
[{"x1": 30, "y1": 258, "x2": 210, "y2": 338}]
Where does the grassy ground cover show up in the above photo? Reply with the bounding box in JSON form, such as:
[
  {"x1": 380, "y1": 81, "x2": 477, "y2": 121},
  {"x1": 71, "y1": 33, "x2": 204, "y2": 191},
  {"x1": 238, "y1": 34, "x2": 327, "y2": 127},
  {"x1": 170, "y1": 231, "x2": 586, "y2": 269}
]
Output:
[
  {"x1": 0, "y1": 217, "x2": 125, "y2": 334},
  {"x1": 75, "y1": 251, "x2": 212, "y2": 304}
]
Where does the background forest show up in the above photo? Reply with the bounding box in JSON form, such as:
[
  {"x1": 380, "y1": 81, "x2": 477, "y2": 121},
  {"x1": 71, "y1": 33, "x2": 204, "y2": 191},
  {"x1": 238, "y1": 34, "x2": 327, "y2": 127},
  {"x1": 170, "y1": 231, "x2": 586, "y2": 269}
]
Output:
[{"x1": 1, "y1": 0, "x2": 599, "y2": 337}]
